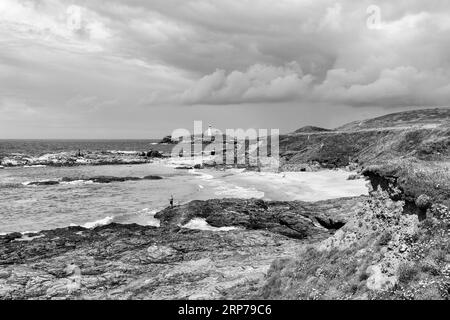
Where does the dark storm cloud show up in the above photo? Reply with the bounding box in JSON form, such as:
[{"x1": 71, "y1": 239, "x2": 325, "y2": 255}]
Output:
[{"x1": 1, "y1": 0, "x2": 450, "y2": 137}]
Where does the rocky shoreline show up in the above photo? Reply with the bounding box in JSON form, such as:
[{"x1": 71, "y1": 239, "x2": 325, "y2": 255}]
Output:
[
  {"x1": 1, "y1": 161, "x2": 448, "y2": 300},
  {"x1": 0, "y1": 150, "x2": 165, "y2": 168},
  {"x1": 0, "y1": 197, "x2": 364, "y2": 299},
  {"x1": 24, "y1": 175, "x2": 164, "y2": 186},
  {"x1": 1, "y1": 109, "x2": 448, "y2": 300}
]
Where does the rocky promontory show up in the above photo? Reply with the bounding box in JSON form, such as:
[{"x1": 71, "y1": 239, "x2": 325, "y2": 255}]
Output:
[
  {"x1": 0, "y1": 197, "x2": 364, "y2": 300},
  {"x1": 0, "y1": 150, "x2": 165, "y2": 168},
  {"x1": 1, "y1": 190, "x2": 447, "y2": 300},
  {"x1": 1, "y1": 108, "x2": 448, "y2": 300}
]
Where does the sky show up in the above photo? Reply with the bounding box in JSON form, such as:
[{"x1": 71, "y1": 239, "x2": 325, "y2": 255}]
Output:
[{"x1": 1, "y1": 0, "x2": 450, "y2": 139}]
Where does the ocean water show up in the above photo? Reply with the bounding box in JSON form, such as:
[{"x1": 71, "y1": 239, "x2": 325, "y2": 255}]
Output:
[
  {"x1": 0, "y1": 161, "x2": 265, "y2": 234},
  {"x1": 0, "y1": 139, "x2": 170, "y2": 157},
  {"x1": 0, "y1": 140, "x2": 369, "y2": 234}
]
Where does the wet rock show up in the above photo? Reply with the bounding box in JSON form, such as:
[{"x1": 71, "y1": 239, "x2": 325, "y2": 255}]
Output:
[
  {"x1": 0, "y1": 150, "x2": 168, "y2": 168},
  {"x1": 59, "y1": 176, "x2": 163, "y2": 184},
  {"x1": 143, "y1": 175, "x2": 163, "y2": 180},
  {"x1": 2, "y1": 232, "x2": 22, "y2": 242},
  {"x1": 90, "y1": 176, "x2": 142, "y2": 183},
  {"x1": 146, "y1": 150, "x2": 164, "y2": 158},
  {"x1": 159, "y1": 136, "x2": 177, "y2": 144},
  {"x1": 28, "y1": 175, "x2": 164, "y2": 186},
  {"x1": 28, "y1": 180, "x2": 60, "y2": 186}
]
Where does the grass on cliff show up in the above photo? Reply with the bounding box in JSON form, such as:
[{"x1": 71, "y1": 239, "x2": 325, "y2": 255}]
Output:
[
  {"x1": 337, "y1": 108, "x2": 450, "y2": 131},
  {"x1": 260, "y1": 203, "x2": 450, "y2": 300},
  {"x1": 281, "y1": 110, "x2": 449, "y2": 168},
  {"x1": 364, "y1": 158, "x2": 450, "y2": 208},
  {"x1": 376, "y1": 208, "x2": 450, "y2": 300},
  {"x1": 261, "y1": 238, "x2": 377, "y2": 300}
]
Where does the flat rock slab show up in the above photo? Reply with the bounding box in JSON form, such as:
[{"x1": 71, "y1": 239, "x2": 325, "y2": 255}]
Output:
[{"x1": 0, "y1": 224, "x2": 300, "y2": 299}]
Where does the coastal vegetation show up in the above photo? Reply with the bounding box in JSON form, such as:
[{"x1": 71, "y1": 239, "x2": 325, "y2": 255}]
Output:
[{"x1": 0, "y1": 108, "x2": 448, "y2": 300}]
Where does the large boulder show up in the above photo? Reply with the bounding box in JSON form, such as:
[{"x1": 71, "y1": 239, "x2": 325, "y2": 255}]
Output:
[
  {"x1": 146, "y1": 150, "x2": 164, "y2": 158},
  {"x1": 159, "y1": 136, "x2": 177, "y2": 144}
]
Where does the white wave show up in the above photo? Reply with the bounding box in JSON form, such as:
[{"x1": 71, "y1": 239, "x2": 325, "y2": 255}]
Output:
[
  {"x1": 14, "y1": 234, "x2": 45, "y2": 242},
  {"x1": 213, "y1": 184, "x2": 264, "y2": 198},
  {"x1": 60, "y1": 179, "x2": 94, "y2": 185},
  {"x1": 75, "y1": 159, "x2": 89, "y2": 164},
  {"x1": 224, "y1": 168, "x2": 246, "y2": 174},
  {"x1": 195, "y1": 171, "x2": 214, "y2": 180},
  {"x1": 191, "y1": 169, "x2": 264, "y2": 198},
  {"x1": 182, "y1": 218, "x2": 239, "y2": 232},
  {"x1": 0, "y1": 230, "x2": 42, "y2": 239},
  {"x1": 22, "y1": 180, "x2": 54, "y2": 186},
  {"x1": 22, "y1": 179, "x2": 61, "y2": 186},
  {"x1": 139, "y1": 208, "x2": 161, "y2": 227},
  {"x1": 23, "y1": 165, "x2": 47, "y2": 168},
  {"x1": 164, "y1": 155, "x2": 215, "y2": 167},
  {"x1": 22, "y1": 230, "x2": 38, "y2": 235},
  {"x1": 80, "y1": 216, "x2": 114, "y2": 229}
]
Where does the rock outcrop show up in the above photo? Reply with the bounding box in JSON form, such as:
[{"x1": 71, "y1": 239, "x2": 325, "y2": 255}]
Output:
[
  {"x1": 156, "y1": 197, "x2": 364, "y2": 240},
  {"x1": 280, "y1": 108, "x2": 450, "y2": 170},
  {"x1": 260, "y1": 190, "x2": 450, "y2": 300},
  {"x1": 0, "y1": 223, "x2": 302, "y2": 299},
  {"x1": 0, "y1": 150, "x2": 167, "y2": 168},
  {"x1": 159, "y1": 136, "x2": 178, "y2": 144},
  {"x1": 24, "y1": 175, "x2": 163, "y2": 186},
  {"x1": 0, "y1": 196, "x2": 364, "y2": 300}
]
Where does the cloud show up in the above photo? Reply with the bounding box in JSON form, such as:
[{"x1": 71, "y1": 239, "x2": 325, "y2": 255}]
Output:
[
  {"x1": 178, "y1": 62, "x2": 313, "y2": 104},
  {"x1": 0, "y1": 98, "x2": 37, "y2": 117},
  {"x1": 0, "y1": 0, "x2": 112, "y2": 52},
  {"x1": 130, "y1": 0, "x2": 450, "y2": 107},
  {"x1": 1, "y1": 0, "x2": 450, "y2": 137}
]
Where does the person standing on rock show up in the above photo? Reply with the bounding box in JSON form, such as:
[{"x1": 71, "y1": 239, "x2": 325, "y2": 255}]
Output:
[{"x1": 170, "y1": 195, "x2": 174, "y2": 208}]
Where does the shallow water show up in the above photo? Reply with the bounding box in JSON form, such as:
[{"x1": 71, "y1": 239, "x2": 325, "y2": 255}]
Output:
[{"x1": 0, "y1": 161, "x2": 368, "y2": 234}]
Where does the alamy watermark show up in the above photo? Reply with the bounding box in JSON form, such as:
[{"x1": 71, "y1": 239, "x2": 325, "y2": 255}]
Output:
[
  {"x1": 169, "y1": 121, "x2": 280, "y2": 172},
  {"x1": 366, "y1": 5, "x2": 382, "y2": 30},
  {"x1": 66, "y1": 5, "x2": 82, "y2": 31}
]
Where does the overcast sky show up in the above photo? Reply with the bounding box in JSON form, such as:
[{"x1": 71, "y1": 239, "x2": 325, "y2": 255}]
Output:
[{"x1": 1, "y1": 0, "x2": 449, "y2": 138}]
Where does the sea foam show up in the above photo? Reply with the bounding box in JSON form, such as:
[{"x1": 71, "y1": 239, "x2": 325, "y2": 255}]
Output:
[{"x1": 182, "y1": 218, "x2": 239, "y2": 232}]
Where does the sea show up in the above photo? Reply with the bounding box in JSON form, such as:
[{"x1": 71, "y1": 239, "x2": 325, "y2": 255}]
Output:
[
  {"x1": 0, "y1": 139, "x2": 168, "y2": 157},
  {"x1": 0, "y1": 140, "x2": 369, "y2": 234}
]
